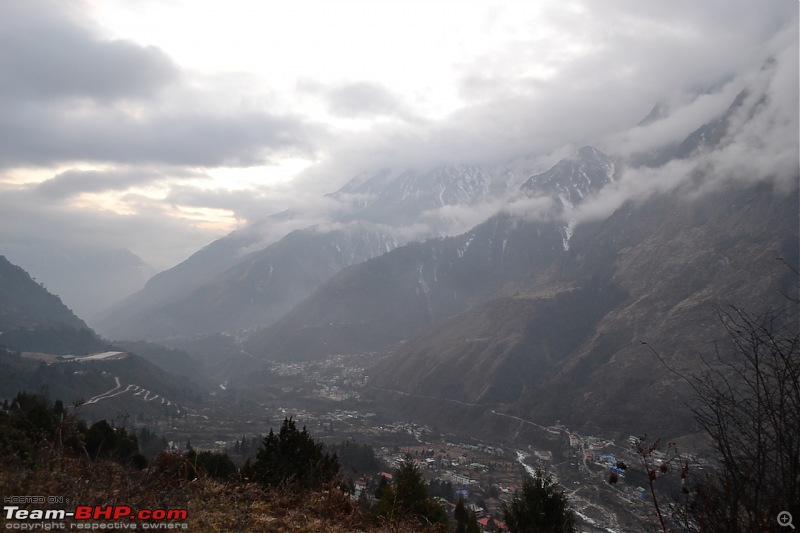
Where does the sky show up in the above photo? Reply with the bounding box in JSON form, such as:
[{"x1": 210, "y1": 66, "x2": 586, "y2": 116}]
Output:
[{"x1": 0, "y1": 0, "x2": 796, "y2": 288}]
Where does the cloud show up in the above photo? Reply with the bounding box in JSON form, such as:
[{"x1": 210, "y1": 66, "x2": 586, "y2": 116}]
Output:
[
  {"x1": 303, "y1": 0, "x2": 797, "y2": 201},
  {"x1": 0, "y1": 186, "x2": 213, "y2": 271},
  {"x1": 450, "y1": 0, "x2": 794, "y2": 159},
  {"x1": 0, "y1": 1, "x2": 178, "y2": 103},
  {"x1": 0, "y1": 91, "x2": 320, "y2": 170},
  {"x1": 0, "y1": 0, "x2": 795, "y2": 288},
  {"x1": 0, "y1": 0, "x2": 323, "y2": 171},
  {"x1": 325, "y1": 82, "x2": 411, "y2": 119},
  {"x1": 603, "y1": 85, "x2": 743, "y2": 158},
  {"x1": 35, "y1": 168, "x2": 176, "y2": 199},
  {"x1": 574, "y1": 34, "x2": 799, "y2": 224}
]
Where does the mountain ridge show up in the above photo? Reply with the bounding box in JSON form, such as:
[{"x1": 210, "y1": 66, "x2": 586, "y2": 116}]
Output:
[
  {"x1": 96, "y1": 162, "x2": 537, "y2": 341},
  {"x1": 235, "y1": 83, "x2": 799, "y2": 437},
  {"x1": 244, "y1": 146, "x2": 618, "y2": 360},
  {"x1": 365, "y1": 180, "x2": 798, "y2": 436},
  {"x1": 0, "y1": 254, "x2": 88, "y2": 332}
]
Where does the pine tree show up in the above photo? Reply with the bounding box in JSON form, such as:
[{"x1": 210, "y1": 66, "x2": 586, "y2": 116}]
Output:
[
  {"x1": 467, "y1": 511, "x2": 481, "y2": 533},
  {"x1": 454, "y1": 496, "x2": 469, "y2": 533},
  {"x1": 503, "y1": 467, "x2": 577, "y2": 533},
  {"x1": 247, "y1": 417, "x2": 339, "y2": 490},
  {"x1": 374, "y1": 475, "x2": 390, "y2": 500},
  {"x1": 375, "y1": 459, "x2": 447, "y2": 527}
]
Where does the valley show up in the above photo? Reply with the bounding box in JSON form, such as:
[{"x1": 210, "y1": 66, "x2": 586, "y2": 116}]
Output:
[
  {"x1": 0, "y1": 43, "x2": 796, "y2": 530},
  {"x1": 8, "y1": 344, "x2": 663, "y2": 530},
  {"x1": 111, "y1": 351, "x2": 703, "y2": 531}
]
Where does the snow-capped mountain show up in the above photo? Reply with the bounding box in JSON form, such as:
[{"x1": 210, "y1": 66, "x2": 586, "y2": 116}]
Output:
[
  {"x1": 242, "y1": 147, "x2": 619, "y2": 361},
  {"x1": 520, "y1": 145, "x2": 616, "y2": 250},
  {"x1": 239, "y1": 86, "x2": 798, "y2": 439},
  {"x1": 520, "y1": 146, "x2": 615, "y2": 206},
  {"x1": 95, "y1": 163, "x2": 522, "y2": 341},
  {"x1": 334, "y1": 165, "x2": 495, "y2": 221}
]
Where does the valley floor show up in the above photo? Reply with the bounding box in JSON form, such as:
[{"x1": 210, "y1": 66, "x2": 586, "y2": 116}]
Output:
[{"x1": 114, "y1": 353, "x2": 699, "y2": 532}]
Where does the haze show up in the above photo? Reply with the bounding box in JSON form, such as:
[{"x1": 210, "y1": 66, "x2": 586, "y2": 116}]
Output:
[{"x1": 0, "y1": 0, "x2": 796, "y2": 317}]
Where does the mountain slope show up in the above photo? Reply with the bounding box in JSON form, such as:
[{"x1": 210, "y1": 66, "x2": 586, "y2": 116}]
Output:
[
  {"x1": 366, "y1": 181, "x2": 798, "y2": 435},
  {"x1": 0, "y1": 255, "x2": 108, "y2": 354},
  {"x1": 245, "y1": 147, "x2": 617, "y2": 360},
  {"x1": 94, "y1": 214, "x2": 292, "y2": 339},
  {"x1": 0, "y1": 347, "x2": 204, "y2": 422},
  {"x1": 520, "y1": 145, "x2": 615, "y2": 204},
  {"x1": 96, "y1": 164, "x2": 525, "y2": 341},
  {"x1": 98, "y1": 223, "x2": 398, "y2": 339},
  {"x1": 331, "y1": 165, "x2": 503, "y2": 227},
  {"x1": 0, "y1": 257, "x2": 205, "y2": 421},
  {"x1": 0, "y1": 255, "x2": 88, "y2": 331},
  {"x1": 244, "y1": 215, "x2": 566, "y2": 360},
  {"x1": 239, "y1": 82, "x2": 799, "y2": 438},
  {"x1": 0, "y1": 239, "x2": 155, "y2": 320}
]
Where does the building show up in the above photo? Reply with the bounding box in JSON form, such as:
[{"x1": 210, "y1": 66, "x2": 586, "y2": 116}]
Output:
[
  {"x1": 477, "y1": 516, "x2": 508, "y2": 532},
  {"x1": 534, "y1": 450, "x2": 553, "y2": 461}
]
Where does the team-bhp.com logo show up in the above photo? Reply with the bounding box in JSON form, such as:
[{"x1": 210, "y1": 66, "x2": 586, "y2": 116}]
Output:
[{"x1": 4, "y1": 505, "x2": 188, "y2": 529}]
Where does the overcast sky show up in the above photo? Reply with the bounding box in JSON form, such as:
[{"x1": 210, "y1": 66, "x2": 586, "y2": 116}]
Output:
[{"x1": 0, "y1": 0, "x2": 796, "y2": 273}]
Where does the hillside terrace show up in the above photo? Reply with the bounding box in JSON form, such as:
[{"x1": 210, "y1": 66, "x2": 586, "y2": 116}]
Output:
[{"x1": 20, "y1": 350, "x2": 128, "y2": 363}]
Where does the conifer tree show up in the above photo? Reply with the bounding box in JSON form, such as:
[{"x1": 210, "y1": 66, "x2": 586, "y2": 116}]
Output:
[
  {"x1": 503, "y1": 467, "x2": 576, "y2": 533},
  {"x1": 247, "y1": 417, "x2": 339, "y2": 490},
  {"x1": 375, "y1": 459, "x2": 447, "y2": 527},
  {"x1": 454, "y1": 496, "x2": 469, "y2": 533}
]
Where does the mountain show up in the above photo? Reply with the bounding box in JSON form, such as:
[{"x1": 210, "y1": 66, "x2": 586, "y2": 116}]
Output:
[
  {"x1": 633, "y1": 89, "x2": 749, "y2": 168},
  {"x1": 0, "y1": 255, "x2": 108, "y2": 354},
  {"x1": 97, "y1": 223, "x2": 398, "y2": 339},
  {"x1": 0, "y1": 347, "x2": 204, "y2": 422},
  {"x1": 132, "y1": 211, "x2": 300, "y2": 301},
  {"x1": 0, "y1": 256, "x2": 205, "y2": 421},
  {"x1": 0, "y1": 240, "x2": 154, "y2": 321},
  {"x1": 520, "y1": 146, "x2": 615, "y2": 205},
  {"x1": 239, "y1": 86, "x2": 799, "y2": 438},
  {"x1": 242, "y1": 215, "x2": 562, "y2": 360},
  {"x1": 0, "y1": 255, "x2": 87, "y2": 331},
  {"x1": 244, "y1": 146, "x2": 616, "y2": 361},
  {"x1": 365, "y1": 181, "x2": 798, "y2": 436},
  {"x1": 112, "y1": 340, "x2": 204, "y2": 381},
  {"x1": 96, "y1": 164, "x2": 527, "y2": 341},
  {"x1": 520, "y1": 145, "x2": 615, "y2": 251},
  {"x1": 94, "y1": 212, "x2": 298, "y2": 339},
  {"x1": 331, "y1": 165, "x2": 509, "y2": 227}
]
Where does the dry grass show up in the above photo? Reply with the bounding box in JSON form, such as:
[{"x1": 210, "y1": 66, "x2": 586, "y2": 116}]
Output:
[{"x1": 0, "y1": 444, "x2": 441, "y2": 532}]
